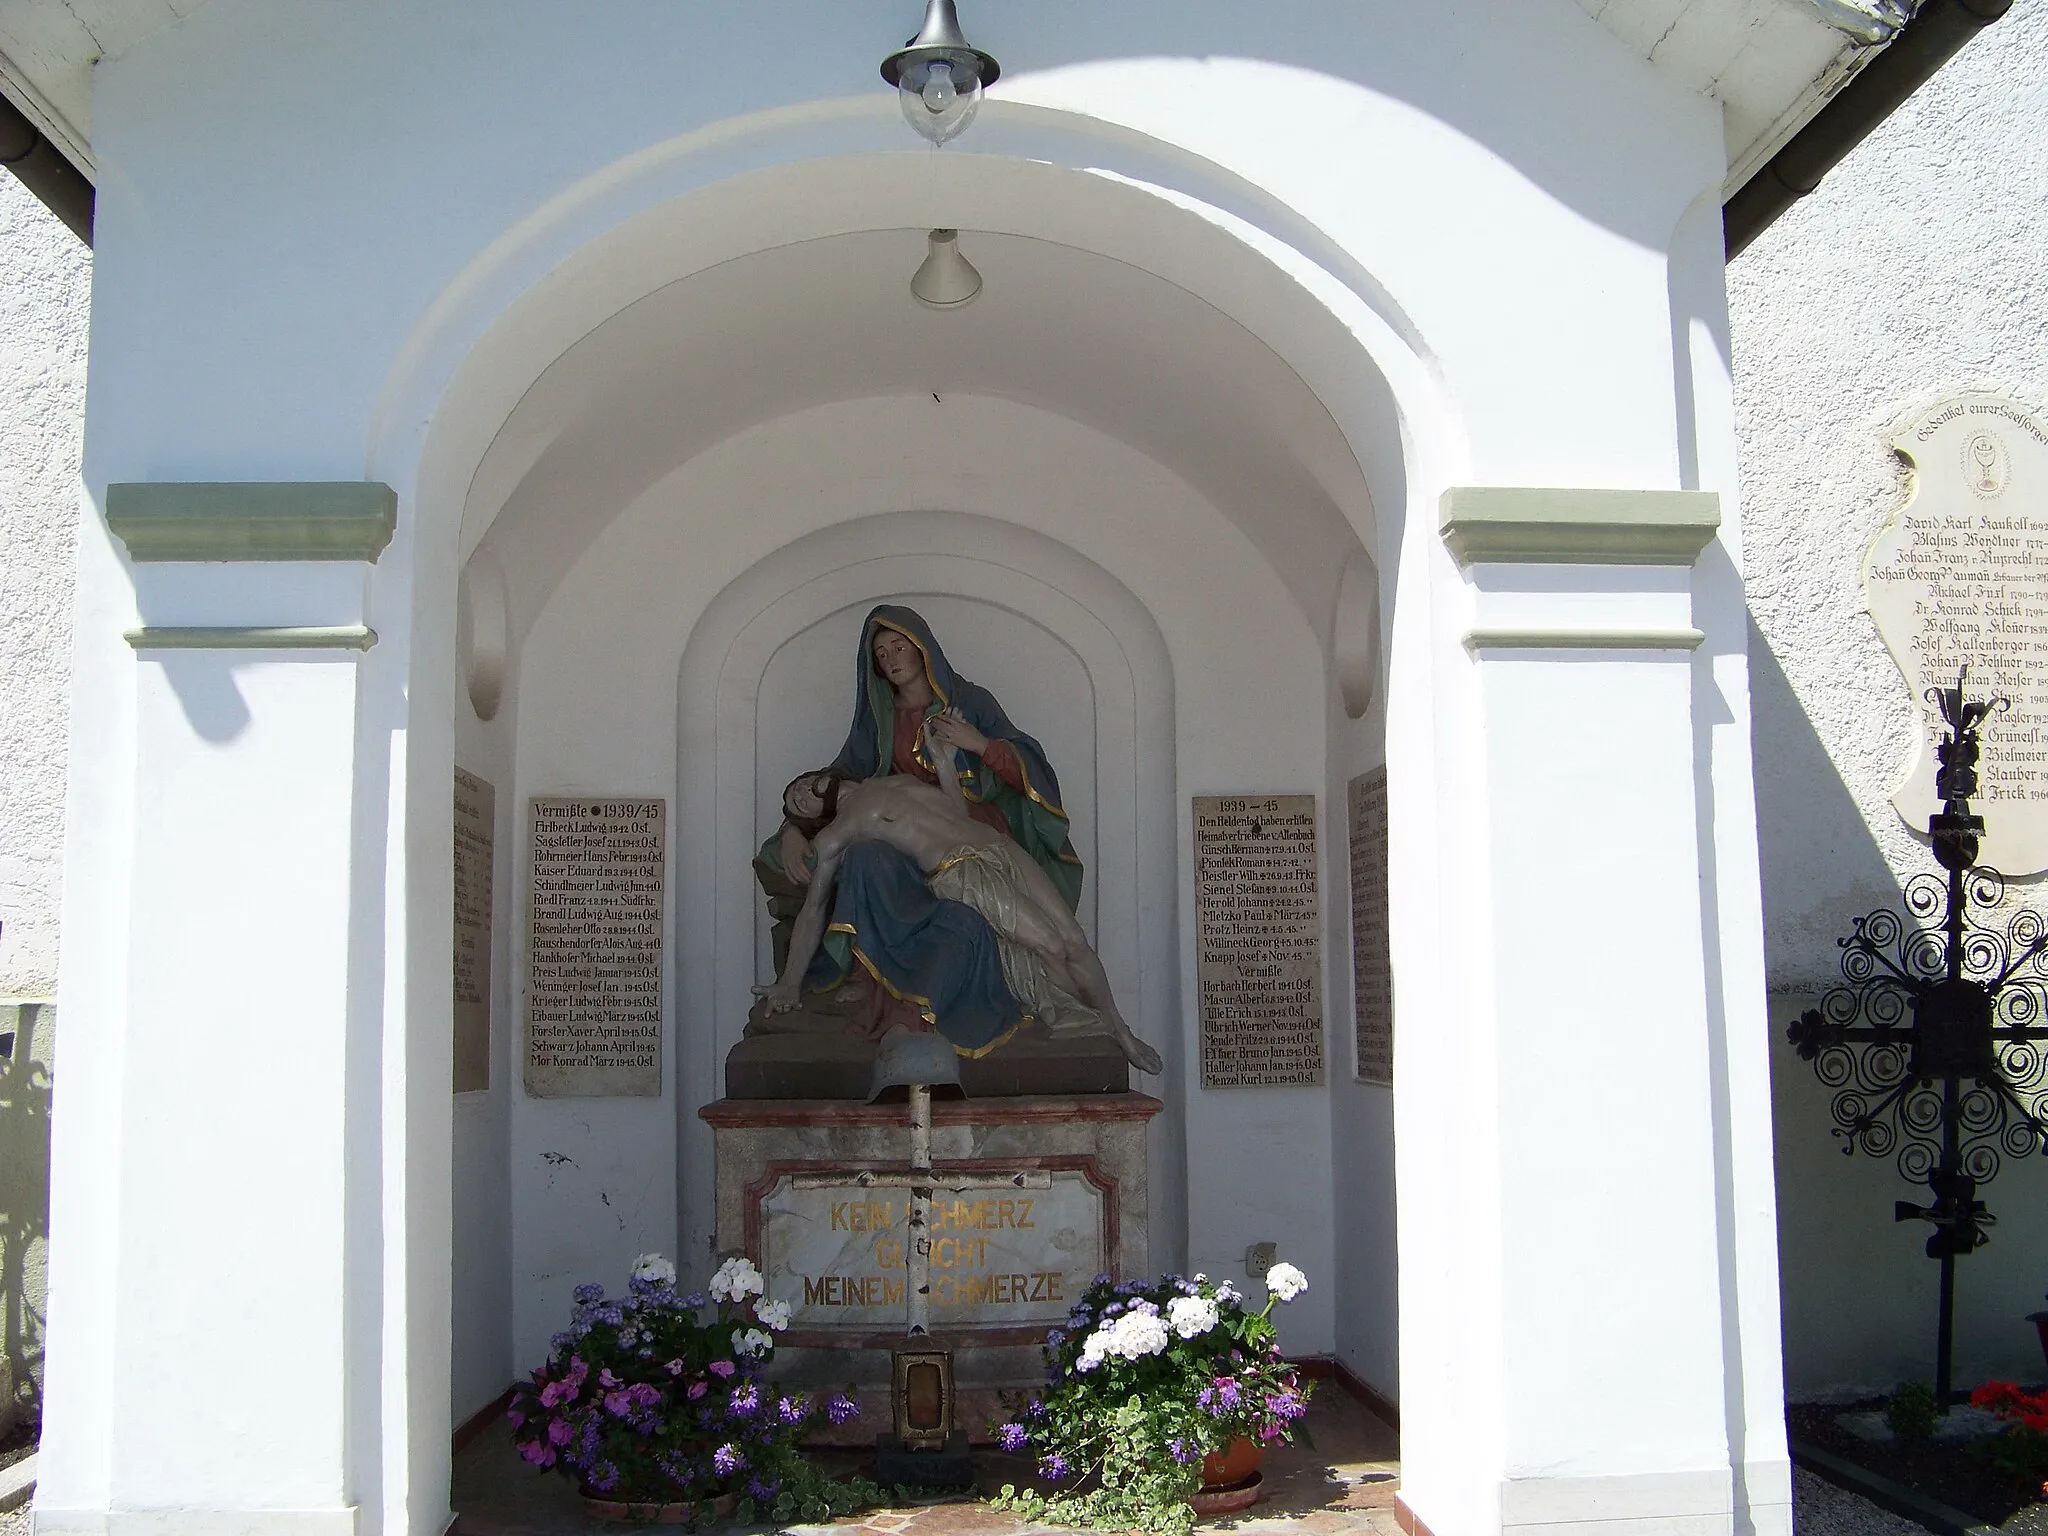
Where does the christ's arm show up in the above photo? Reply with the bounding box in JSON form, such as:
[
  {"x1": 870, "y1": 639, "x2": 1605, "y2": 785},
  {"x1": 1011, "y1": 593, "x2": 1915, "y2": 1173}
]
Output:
[{"x1": 756, "y1": 834, "x2": 846, "y2": 1013}]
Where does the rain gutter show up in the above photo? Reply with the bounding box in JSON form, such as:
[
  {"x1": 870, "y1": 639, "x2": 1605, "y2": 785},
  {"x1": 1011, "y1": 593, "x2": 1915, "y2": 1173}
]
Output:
[
  {"x1": 1725, "y1": 0, "x2": 2012, "y2": 259},
  {"x1": 0, "y1": 91, "x2": 91, "y2": 246}
]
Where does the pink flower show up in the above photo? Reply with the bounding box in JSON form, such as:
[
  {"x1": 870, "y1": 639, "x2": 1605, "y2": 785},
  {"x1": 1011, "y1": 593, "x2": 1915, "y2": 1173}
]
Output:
[
  {"x1": 539, "y1": 1379, "x2": 574, "y2": 1409},
  {"x1": 547, "y1": 1418, "x2": 574, "y2": 1446},
  {"x1": 664, "y1": 1359, "x2": 687, "y2": 1377},
  {"x1": 519, "y1": 1440, "x2": 557, "y2": 1468},
  {"x1": 506, "y1": 1409, "x2": 525, "y2": 1429},
  {"x1": 599, "y1": 1368, "x2": 624, "y2": 1389},
  {"x1": 564, "y1": 1358, "x2": 589, "y2": 1387},
  {"x1": 687, "y1": 1381, "x2": 708, "y2": 1400},
  {"x1": 708, "y1": 1360, "x2": 736, "y2": 1379}
]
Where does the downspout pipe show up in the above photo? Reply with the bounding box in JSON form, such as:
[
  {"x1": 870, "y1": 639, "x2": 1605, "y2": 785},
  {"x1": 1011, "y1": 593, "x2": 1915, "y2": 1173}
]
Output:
[
  {"x1": 1725, "y1": 0, "x2": 2011, "y2": 259},
  {"x1": 0, "y1": 92, "x2": 91, "y2": 247}
]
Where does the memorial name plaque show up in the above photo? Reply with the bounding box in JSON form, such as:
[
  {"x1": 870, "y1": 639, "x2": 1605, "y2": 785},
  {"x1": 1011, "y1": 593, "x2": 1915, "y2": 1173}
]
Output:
[
  {"x1": 1865, "y1": 395, "x2": 2048, "y2": 872},
  {"x1": 453, "y1": 768, "x2": 495, "y2": 1094},
  {"x1": 1193, "y1": 795, "x2": 1325, "y2": 1088},
  {"x1": 761, "y1": 1169, "x2": 1105, "y2": 1331},
  {"x1": 1347, "y1": 770, "x2": 1392, "y2": 1086},
  {"x1": 525, "y1": 796, "x2": 666, "y2": 1097}
]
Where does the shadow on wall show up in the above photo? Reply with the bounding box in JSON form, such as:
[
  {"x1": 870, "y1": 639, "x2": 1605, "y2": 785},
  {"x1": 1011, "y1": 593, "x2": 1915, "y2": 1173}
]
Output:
[
  {"x1": 0, "y1": 1003, "x2": 50, "y2": 1428},
  {"x1": 1751, "y1": 626, "x2": 2048, "y2": 1396}
]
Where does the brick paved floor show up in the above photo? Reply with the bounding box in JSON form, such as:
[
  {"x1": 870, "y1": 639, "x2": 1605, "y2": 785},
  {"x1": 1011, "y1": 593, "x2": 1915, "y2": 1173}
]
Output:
[{"x1": 453, "y1": 1391, "x2": 1401, "y2": 1536}]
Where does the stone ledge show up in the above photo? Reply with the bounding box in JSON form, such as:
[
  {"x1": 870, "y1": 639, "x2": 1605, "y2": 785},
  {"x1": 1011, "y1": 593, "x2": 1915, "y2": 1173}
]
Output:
[
  {"x1": 1439, "y1": 487, "x2": 1721, "y2": 567},
  {"x1": 105, "y1": 482, "x2": 397, "y2": 563},
  {"x1": 700, "y1": 1092, "x2": 1164, "y2": 1128}
]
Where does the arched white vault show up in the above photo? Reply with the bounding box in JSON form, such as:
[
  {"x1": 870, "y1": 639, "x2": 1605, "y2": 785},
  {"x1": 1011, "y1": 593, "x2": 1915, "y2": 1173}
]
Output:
[
  {"x1": 410, "y1": 125, "x2": 1439, "y2": 1420},
  {"x1": 391, "y1": 108, "x2": 1477, "y2": 1531}
]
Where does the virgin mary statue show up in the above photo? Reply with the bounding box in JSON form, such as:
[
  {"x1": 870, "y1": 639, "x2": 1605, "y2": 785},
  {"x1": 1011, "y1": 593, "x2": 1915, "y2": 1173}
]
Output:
[{"x1": 761, "y1": 605, "x2": 1087, "y2": 1056}]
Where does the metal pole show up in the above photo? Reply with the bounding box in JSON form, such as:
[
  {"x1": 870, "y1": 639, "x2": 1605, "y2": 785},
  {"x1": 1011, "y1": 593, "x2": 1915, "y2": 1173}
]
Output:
[
  {"x1": 1937, "y1": 1073, "x2": 1960, "y2": 1409},
  {"x1": 907, "y1": 1082, "x2": 932, "y2": 1338}
]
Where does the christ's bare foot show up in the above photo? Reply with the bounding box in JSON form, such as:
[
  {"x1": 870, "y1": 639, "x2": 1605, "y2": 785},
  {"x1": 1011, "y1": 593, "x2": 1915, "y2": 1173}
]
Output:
[{"x1": 1112, "y1": 1021, "x2": 1164, "y2": 1075}]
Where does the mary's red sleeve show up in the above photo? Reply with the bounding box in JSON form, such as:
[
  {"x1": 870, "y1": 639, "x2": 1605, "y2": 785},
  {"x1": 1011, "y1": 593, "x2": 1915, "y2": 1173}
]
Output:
[{"x1": 978, "y1": 736, "x2": 1030, "y2": 795}]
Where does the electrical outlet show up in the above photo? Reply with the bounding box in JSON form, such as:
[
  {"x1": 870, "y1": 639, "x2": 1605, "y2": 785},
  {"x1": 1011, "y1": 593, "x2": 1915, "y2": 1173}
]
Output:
[{"x1": 1245, "y1": 1241, "x2": 1277, "y2": 1278}]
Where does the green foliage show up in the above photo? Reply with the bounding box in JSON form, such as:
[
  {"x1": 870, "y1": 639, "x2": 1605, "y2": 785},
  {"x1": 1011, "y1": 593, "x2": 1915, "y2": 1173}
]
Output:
[
  {"x1": 986, "y1": 1269, "x2": 1313, "y2": 1534},
  {"x1": 1886, "y1": 1381, "x2": 1939, "y2": 1445}
]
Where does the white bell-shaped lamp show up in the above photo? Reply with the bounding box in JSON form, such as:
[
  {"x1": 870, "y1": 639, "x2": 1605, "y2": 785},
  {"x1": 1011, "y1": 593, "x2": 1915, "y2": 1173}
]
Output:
[{"x1": 910, "y1": 229, "x2": 982, "y2": 308}]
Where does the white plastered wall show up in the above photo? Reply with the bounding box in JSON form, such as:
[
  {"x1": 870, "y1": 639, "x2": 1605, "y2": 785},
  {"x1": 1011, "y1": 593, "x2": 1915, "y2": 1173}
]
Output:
[{"x1": 1731, "y1": 1, "x2": 2048, "y2": 1399}]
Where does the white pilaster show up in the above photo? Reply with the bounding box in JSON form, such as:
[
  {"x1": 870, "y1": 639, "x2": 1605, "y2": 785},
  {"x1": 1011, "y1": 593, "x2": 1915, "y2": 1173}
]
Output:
[
  {"x1": 1400, "y1": 489, "x2": 1769, "y2": 1536},
  {"x1": 39, "y1": 485, "x2": 411, "y2": 1536}
]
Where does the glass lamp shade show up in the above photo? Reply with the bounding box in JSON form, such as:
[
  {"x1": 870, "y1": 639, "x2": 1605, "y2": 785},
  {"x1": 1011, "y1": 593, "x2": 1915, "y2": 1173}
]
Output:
[{"x1": 896, "y1": 57, "x2": 983, "y2": 146}]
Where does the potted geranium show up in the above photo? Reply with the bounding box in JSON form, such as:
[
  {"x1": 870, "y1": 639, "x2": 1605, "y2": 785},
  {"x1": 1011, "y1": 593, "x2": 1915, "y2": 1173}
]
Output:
[
  {"x1": 991, "y1": 1265, "x2": 1314, "y2": 1534},
  {"x1": 508, "y1": 1253, "x2": 870, "y2": 1523}
]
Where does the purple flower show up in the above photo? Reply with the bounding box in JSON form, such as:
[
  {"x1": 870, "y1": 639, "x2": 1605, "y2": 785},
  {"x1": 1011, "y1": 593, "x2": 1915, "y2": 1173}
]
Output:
[
  {"x1": 588, "y1": 1460, "x2": 619, "y2": 1493},
  {"x1": 594, "y1": 1306, "x2": 624, "y2": 1326},
  {"x1": 1268, "y1": 1390, "x2": 1306, "y2": 1421},
  {"x1": 1102, "y1": 1302, "x2": 1125, "y2": 1317},
  {"x1": 713, "y1": 1443, "x2": 745, "y2": 1477},
  {"x1": 573, "y1": 1282, "x2": 605, "y2": 1304},
  {"x1": 745, "y1": 1475, "x2": 779, "y2": 1502},
  {"x1": 826, "y1": 1393, "x2": 862, "y2": 1425},
  {"x1": 1091, "y1": 1273, "x2": 1112, "y2": 1287},
  {"x1": 1128, "y1": 1299, "x2": 1159, "y2": 1317},
  {"x1": 997, "y1": 1423, "x2": 1030, "y2": 1453},
  {"x1": 776, "y1": 1394, "x2": 810, "y2": 1425},
  {"x1": 1039, "y1": 1453, "x2": 1071, "y2": 1483},
  {"x1": 550, "y1": 1331, "x2": 576, "y2": 1351},
  {"x1": 1169, "y1": 1438, "x2": 1197, "y2": 1464},
  {"x1": 729, "y1": 1384, "x2": 760, "y2": 1418},
  {"x1": 1045, "y1": 1329, "x2": 1067, "y2": 1348},
  {"x1": 1026, "y1": 1399, "x2": 1048, "y2": 1421},
  {"x1": 683, "y1": 1292, "x2": 707, "y2": 1309}
]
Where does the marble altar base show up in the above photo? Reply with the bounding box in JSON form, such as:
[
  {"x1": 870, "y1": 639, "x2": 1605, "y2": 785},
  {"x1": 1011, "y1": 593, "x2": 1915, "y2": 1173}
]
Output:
[{"x1": 699, "y1": 1093, "x2": 1161, "y2": 1408}]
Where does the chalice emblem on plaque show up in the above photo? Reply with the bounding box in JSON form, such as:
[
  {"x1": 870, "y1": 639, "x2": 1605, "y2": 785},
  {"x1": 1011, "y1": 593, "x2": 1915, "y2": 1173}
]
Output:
[{"x1": 1966, "y1": 431, "x2": 2007, "y2": 499}]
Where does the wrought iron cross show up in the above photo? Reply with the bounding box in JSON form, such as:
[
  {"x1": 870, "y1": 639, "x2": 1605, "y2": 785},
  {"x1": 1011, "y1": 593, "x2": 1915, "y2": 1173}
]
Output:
[{"x1": 1788, "y1": 669, "x2": 2048, "y2": 1406}]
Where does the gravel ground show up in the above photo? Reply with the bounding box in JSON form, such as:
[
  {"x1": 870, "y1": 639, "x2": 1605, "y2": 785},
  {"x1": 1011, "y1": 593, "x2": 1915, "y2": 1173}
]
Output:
[
  {"x1": 1795, "y1": 1466, "x2": 1937, "y2": 1536},
  {"x1": 0, "y1": 1503, "x2": 27, "y2": 1536}
]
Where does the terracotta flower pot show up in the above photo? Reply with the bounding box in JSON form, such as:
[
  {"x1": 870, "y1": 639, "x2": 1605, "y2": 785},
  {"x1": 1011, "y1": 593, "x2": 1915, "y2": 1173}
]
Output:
[
  {"x1": 580, "y1": 1491, "x2": 738, "y2": 1524},
  {"x1": 1200, "y1": 1436, "x2": 1264, "y2": 1489}
]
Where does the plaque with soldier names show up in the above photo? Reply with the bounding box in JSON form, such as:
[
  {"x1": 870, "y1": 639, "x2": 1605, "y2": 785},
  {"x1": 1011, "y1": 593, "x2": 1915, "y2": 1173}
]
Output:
[
  {"x1": 453, "y1": 768, "x2": 495, "y2": 1093},
  {"x1": 525, "y1": 797, "x2": 666, "y2": 1097},
  {"x1": 1347, "y1": 770, "x2": 1392, "y2": 1086},
  {"x1": 1193, "y1": 795, "x2": 1325, "y2": 1088},
  {"x1": 1864, "y1": 395, "x2": 2048, "y2": 873}
]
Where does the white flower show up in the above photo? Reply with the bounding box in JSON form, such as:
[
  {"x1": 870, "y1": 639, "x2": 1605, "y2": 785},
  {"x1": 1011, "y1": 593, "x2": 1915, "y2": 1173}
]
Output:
[
  {"x1": 1265, "y1": 1262, "x2": 1309, "y2": 1302},
  {"x1": 710, "y1": 1256, "x2": 765, "y2": 1302},
  {"x1": 1168, "y1": 1294, "x2": 1220, "y2": 1339},
  {"x1": 1099, "y1": 1310, "x2": 1170, "y2": 1360},
  {"x1": 1077, "y1": 1330, "x2": 1110, "y2": 1371},
  {"x1": 756, "y1": 1299, "x2": 792, "y2": 1332},
  {"x1": 733, "y1": 1327, "x2": 774, "y2": 1358},
  {"x1": 630, "y1": 1253, "x2": 677, "y2": 1287}
]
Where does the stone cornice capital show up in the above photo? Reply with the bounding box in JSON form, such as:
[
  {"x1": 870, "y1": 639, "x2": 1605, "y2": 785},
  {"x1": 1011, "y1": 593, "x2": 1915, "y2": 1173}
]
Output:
[
  {"x1": 1439, "y1": 487, "x2": 1721, "y2": 567},
  {"x1": 105, "y1": 482, "x2": 398, "y2": 563}
]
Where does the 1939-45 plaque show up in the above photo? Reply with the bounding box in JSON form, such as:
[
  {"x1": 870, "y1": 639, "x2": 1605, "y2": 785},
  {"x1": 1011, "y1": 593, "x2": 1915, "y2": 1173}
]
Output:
[
  {"x1": 526, "y1": 796, "x2": 666, "y2": 1097},
  {"x1": 1193, "y1": 795, "x2": 1325, "y2": 1088}
]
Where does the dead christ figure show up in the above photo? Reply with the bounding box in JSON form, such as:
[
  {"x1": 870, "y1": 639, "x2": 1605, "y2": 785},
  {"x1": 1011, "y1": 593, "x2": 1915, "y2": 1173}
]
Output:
[{"x1": 756, "y1": 718, "x2": 1165, "y2": 1076}]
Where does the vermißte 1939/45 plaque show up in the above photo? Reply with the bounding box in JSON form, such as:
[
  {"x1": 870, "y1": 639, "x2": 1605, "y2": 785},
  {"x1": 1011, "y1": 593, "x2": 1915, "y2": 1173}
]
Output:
[
  {"x1": 525, "y1": 796, "x2": 666, "y2": 1097},
  {"x1": 1193, "y1": 795, "x2": 1325, "y2": 1088}
]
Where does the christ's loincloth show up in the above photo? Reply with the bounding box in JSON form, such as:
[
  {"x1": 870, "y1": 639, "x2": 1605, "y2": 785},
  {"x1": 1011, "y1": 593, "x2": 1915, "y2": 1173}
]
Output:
[{"x1": 925, "y1": 841, "x2": 1102, "y2": 1037}]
